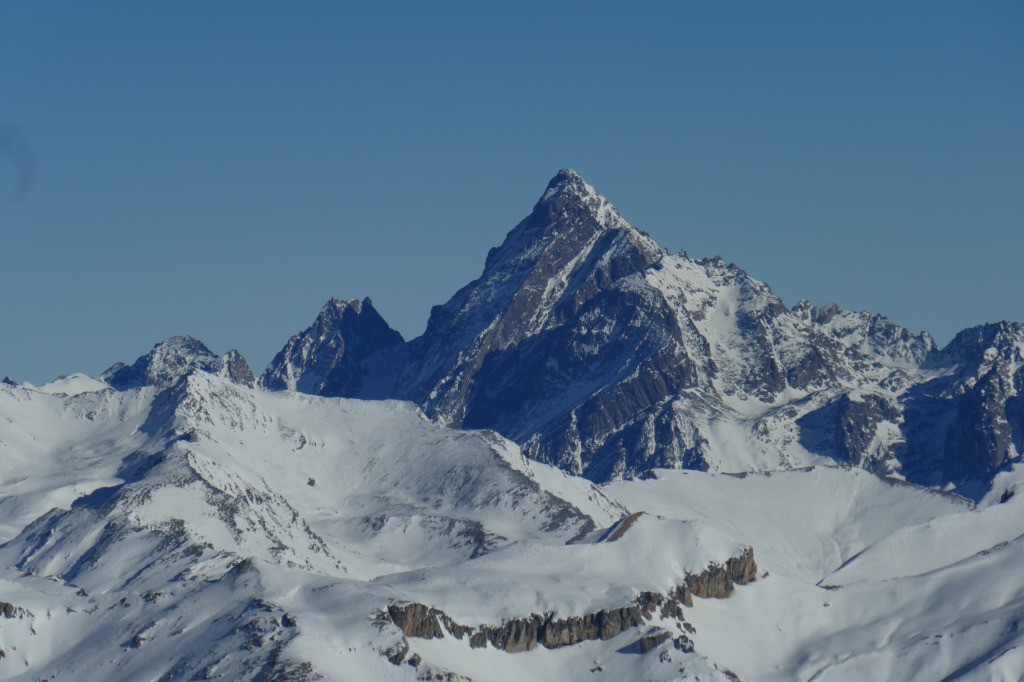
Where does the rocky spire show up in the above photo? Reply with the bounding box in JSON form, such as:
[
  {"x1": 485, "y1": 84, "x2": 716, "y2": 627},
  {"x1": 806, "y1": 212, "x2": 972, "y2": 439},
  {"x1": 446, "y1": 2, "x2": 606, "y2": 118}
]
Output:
[{"x1": 259, "y1": 297, "x2": 404, "y2": 398}]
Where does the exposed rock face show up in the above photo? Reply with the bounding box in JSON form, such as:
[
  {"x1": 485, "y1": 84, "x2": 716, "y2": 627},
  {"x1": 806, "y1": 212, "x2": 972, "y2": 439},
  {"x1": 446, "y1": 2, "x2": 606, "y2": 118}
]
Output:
[
  {"x1": 797, "y1": 321, "x2": 1024, "y2": 488},
  {"x1": 264, "y1": 171, "x2": 864, "y2": 480},
  {"x1": 402, "y1": 178, "x2": 861, "y2": 481},
  {"x1": 684, "y1": 548, "x2": 757, "y2": 599},
  {"x1": 101, "y1": 336, "x2": 255, "y2": 389},
  {"x1": 603, "y1": 511, "x2": 645, "y2": 542},
  {"x1": 0, "y1": 601, "x2": 29, "y2": 619},
  {"x1": 219, "y1": 349, "x2": 257, "y2": 387},
  {"x1": 380, "y1": 547, "x2": 757, "y2": 657},
  {"x1": 798, "y1": 392, "x2": 904, "y2": 471},
  {"x1": 385, "y1": 599, "x2": 651, "y2": 654},
  {"x1": 793, "y1": 301, "x2": 936, "y2": 368},
  {"x1": 260, "y1": 297, "x2": 404, "y2": 398},
  {"x1": 898, "y1": 322, "x2": 1024, "y2": 485},
  {"x1": 638, "y1": 629, "x2": 673, "y2": 653},
  {"x1": 387, "y1": 603, "x2": 446, "y2": 640},
  {"x1": 261, "y1": 169, "x2": 1024, "y2": 494},
  {"x1": 395, "y1": 170, "x2": 664, "y2": 418}
]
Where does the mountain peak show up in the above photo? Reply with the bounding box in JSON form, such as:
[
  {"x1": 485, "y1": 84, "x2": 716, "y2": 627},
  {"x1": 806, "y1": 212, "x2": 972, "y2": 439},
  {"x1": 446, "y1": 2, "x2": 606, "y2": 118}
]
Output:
[
  {"x1": 941, "y1": 320, "x2": 1024, "y2": 366},
  {"x1": 535, "y1": 169, "x2": 624, "y2": 230},
  {"x1": 153, "y1": 335, "x2": 212, "y2": 354},
  {"x1": 101, "y1": 336, "x2": 255, "y2": 390},
  {"x1": 260, "y1": 296, "x2": 404, "y2": 397},
  {"x1": 321, "y1": 296, "x2": 377, "y2": 319},
  {"x1": 480, "y1": 170, "x2": 642, "y2": 276},
  {"x1": 541, "y1": 168, "x2": 590, "y2": 199}
]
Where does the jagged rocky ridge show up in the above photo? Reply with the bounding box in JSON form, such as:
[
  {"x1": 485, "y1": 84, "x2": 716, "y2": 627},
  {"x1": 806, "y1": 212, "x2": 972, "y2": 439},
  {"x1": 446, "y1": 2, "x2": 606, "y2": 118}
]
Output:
[
  {"x1": 260, "y1": 169, "x2": 1024, "y2": 495},
  {"x1": 380, "y1": 546, "x2": 756, "y2": 656},
  {"x1": 5, "y1": 320, "x2": 1024, "y2": 678}
]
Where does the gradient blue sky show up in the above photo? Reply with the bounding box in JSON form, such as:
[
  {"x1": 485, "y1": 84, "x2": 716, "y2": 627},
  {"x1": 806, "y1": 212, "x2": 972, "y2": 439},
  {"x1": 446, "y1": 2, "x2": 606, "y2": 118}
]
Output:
[{"x1": 2, "y1": 2, "x2": 1022, "y2": 383}]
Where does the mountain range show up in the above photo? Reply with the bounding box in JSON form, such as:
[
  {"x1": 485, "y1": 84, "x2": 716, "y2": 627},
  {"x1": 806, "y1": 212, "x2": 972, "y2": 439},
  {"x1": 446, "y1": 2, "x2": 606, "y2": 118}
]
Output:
[
  {"x1": 258, "y1": 169, "x2": 1022, "y2": 496},
  {"x1": 1, "y1": 170, "x2": 1022, "y2": 680}
]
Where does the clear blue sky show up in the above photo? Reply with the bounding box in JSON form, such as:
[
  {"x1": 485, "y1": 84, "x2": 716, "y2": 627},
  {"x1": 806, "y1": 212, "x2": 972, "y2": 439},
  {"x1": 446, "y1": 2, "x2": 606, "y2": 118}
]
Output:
[{"x1": 2, "y1": 2, "x2": 1022, "y2": 383}]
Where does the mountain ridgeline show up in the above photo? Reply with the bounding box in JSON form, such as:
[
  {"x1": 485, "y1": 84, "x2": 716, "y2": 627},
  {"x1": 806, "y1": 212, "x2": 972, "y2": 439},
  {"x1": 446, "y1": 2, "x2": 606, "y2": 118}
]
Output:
[
  {"x1": 115, "y1": 170, "x2": 1023, "y2": 495},
  {"x1": 5, "y1": 170, "x2": 1023, "y2": 681}
]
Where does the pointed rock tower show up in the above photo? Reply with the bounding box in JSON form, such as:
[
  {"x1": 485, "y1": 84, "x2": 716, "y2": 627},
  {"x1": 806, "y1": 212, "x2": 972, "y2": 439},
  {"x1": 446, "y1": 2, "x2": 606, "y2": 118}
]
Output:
[{"x1": 260, "y1": 297, "x2": 404, "y2": 398}]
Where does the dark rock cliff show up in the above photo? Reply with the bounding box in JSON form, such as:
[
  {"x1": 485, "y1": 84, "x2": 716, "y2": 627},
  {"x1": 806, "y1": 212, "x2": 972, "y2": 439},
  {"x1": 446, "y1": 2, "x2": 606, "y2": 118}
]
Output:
[
  {"x1": 260, "y1": 297, "x2": 404, "y2": 398},
  {"x1": 379, "y1": 547, "x2": 757, "y2": 659}
]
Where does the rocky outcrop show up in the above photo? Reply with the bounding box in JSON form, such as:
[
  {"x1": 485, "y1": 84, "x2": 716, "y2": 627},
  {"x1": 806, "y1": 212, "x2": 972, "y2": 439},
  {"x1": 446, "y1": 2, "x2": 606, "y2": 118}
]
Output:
[
  {"x1": 602, "y1": 511, "x2": 645, "y2": 542},
  {"x1": 898, "y1": 322, "x2": 1024, "y2": 485},
  {"x1": 379, "y1": 547, "x2": 756, "y2": 659},
  {"x1": 638, "y1": 628, "x2": 673, "y2": 653},
  {"x1": 0, "y1": 600, "x2": 29, "y2": 619},
  {"x1": 386, "y1": 603, "x2": 446, "y2": 640},
  {"x1": 383, "y1": 598, "x2": 656, "y2": 654},
  {"x1": 684, "y1": 548, "x2": 757, "y2": 600}
]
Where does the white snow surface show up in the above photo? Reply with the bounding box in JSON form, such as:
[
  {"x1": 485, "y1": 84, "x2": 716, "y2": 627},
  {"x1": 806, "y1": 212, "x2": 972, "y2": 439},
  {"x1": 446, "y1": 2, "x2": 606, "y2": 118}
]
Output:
[
  {"x1": 30, "y1": 373, "x2": 110, "y2": 396},
  {"x1": 1, "y1": 373, "x2": 1023, "y2": 680},
  {"x1": 608, "y1": 468, "x2": 1024, "y2": 681}
]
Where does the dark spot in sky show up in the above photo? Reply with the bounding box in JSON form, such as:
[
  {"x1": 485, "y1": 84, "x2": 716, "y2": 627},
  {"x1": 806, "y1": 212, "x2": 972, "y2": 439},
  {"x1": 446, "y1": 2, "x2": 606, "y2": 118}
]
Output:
[{"x1": 0, "y1": 122, "x2": 35, "y2": 199}]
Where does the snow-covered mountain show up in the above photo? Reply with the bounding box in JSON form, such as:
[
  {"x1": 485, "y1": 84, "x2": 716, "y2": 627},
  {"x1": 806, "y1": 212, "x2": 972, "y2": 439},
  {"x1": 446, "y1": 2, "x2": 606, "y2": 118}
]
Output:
[
  {"x1": 2, "y1": 169, "x2": 1023, "y2": 679},
  {"x1": 2, "y1": 363, "x2": 1024, "y2": 680},
  {"x1": 102, "y1": 335, "x2": 256, "y2": 389},
  {"x1": 263, "y1": 169, "x2": 1023, "y2": 497},
  {"x1": 0, "y1": 366, "x2": 766, "y2": 680}
]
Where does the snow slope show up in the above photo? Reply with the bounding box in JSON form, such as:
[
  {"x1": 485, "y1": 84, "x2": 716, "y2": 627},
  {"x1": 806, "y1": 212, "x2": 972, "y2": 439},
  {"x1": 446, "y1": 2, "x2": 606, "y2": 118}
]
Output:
[
  {"x1": 2, "y1": 368, "x2": 1024, "y2": 679},
  {"x1": 607, "y1": 468, "x2": 1024, "y2": 681},
  {"x1": 30, "y1": 373, "x2": 110, "y2": 396},
  {"x1": 0, "y1": 372, "x2": 753, "y2": 680}
]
